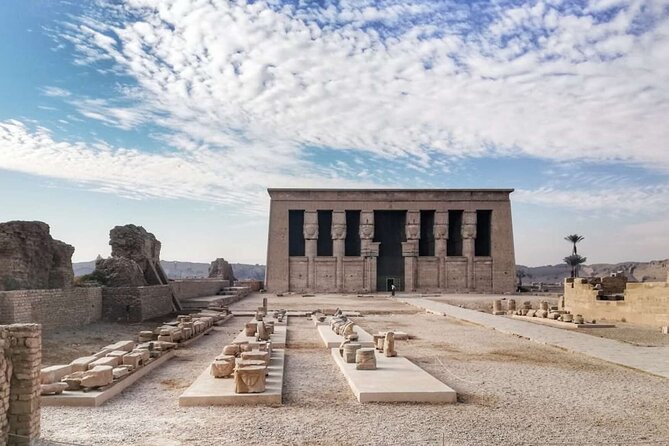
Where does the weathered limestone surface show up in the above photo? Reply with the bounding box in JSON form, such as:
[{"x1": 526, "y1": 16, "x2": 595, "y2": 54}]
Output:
[
  {"x1": 208, "y1": 258, "x2": 236, "y2": 281},
  {"x1": 0, "y1": 221, "x2": 74, "y2": 291},
  {"x1": 92, "y1": 224, "x2": 168, "y2": 287}
]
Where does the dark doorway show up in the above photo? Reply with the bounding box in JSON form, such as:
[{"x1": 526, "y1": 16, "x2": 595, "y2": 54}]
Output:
[
  {"x1": 447, "y1": 210, "x2": 463, "y2": 256},
  {"x1": 345, "y1": 210, "x2": 361, "y2": 256},
  {"x1": 374, "y1": 210, "x2": 406, "y2": 291},
  {"x1": 475, "y1": 210, "x2": 492, "y2": 256},
  {"x1": 288, "y1": 210, "x2": 305, "y2": 256},
  {"x1": 317, "y1": 210, "x2": 333, "y2": 256}
]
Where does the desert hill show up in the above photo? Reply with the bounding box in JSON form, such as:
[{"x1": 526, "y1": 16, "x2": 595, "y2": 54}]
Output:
[
  {"x1": 73, "y1": 260, "x2": 266, "y2": 281},
  {"x1": 518, "y1": 259, "x2": 669, "y2": 284}
]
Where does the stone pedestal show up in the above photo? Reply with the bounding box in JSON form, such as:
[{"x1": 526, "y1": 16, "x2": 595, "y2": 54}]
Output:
[
  {"x1": 343, "y1": 343, "x2": 361, "y2": 363},
  {"x1": 211, "y1": 355, "x2": 235, "y2": 378},
  {"x1": 234, "y1": 366, "x2": 267, "y2": 393},
  {"x1": 355, "y1": 348, "x2": 377, "y2": 370}
]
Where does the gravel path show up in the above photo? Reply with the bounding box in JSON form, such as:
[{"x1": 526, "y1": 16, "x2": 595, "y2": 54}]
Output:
[{"x1": 40, "y1": 296, "x2": 669, "y2": 445}]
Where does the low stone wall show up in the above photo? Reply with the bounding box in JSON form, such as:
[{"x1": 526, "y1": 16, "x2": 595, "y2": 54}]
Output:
[
  {"x1": 564, "y1": 277, "x2": 669, "y2": 328},
  {"x1": 0, "y1": 288, "x2": 102, "y2": 330},
  {"x1": 170, "y1": 279, "x2": 229, "y2": 300},
  {"x1": 236, "y1": 280, "x2": 263, "y2": 292},
  {"x1": 102, "y1": 285, "x2": 173, "y2": 322},
  {"x1": 1, "y1": 324, "x2": 41, "y2": 445}
]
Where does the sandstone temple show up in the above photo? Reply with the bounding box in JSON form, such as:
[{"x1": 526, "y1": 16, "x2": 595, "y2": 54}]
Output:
[{"x1": 265, "y1": 189, "x2": 516, "y2": 294}]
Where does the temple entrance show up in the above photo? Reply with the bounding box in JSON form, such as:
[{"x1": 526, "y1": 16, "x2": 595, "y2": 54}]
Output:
[{"x1": 374, "y1": 210, "x2": 406, "y2": 291}]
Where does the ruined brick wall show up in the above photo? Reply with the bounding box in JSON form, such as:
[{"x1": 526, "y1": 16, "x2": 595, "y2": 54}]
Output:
[
  {"x1": 101, "y1": 285, "x2": 173, "y2": 322},
  {"x1": 564, "y1": 278, "x2": 669, "y2": 328},
  {"x1": 0, "y1": 324, "x2": 41, "y2": 445},
  {"x1": 169, "y1": 279, "x2": 229, "y2": 300},
  {"x1": 0, "y1": 288, "x2": 102, "y2": 330}
]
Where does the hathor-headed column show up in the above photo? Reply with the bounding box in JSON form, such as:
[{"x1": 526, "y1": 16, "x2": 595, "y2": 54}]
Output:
[
  {"x1": 303, "y1": 211, "x2": 318, "y2": 291},
  {"x1": 434, "y1": 211, "x2": 449, "y2": 289},
  {"x1": 359, "y1": 211, "x2": 379, "y2": 292},
  {"x1": 462, "y1": 210, "x2": 477, "y2": 290},
  {"x1": 331, "y1": 211, "x2": 346, "y2": 292},
  {"x1": 402, "y1": 211, "x2": 420, "y2": 292}
]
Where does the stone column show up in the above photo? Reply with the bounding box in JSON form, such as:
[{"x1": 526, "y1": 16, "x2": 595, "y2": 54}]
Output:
[
  {"x1": 2, "y1": 324, "x2": 42, "y2": 446},
  {"x1": 402, "y1": 211, "x2": 420, "y2": 292},
  {"x1": 303, "y1": 211, "x2": 318, "y2": 292},
  {"x1": 331, "y1": 211, "x2": 346, "y2": 292},
  {"x1": 359, "y1": 211, "x2": 378, "y2": 292},
  {"x1": 462, "y1": 211, "x2": 477, "y2": 291},
  {"x1": 434, "y1": 211, "x2": 448, "y2": 290}
]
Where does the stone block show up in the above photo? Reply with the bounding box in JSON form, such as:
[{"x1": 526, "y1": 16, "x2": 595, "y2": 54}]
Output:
[
  {"x1": 88, "y1": 356, "x2": 120, "y2": 369},
  {"x1": 80, "y1": 365, "x2": 113, "y2": 388},
  {"x1": 40, "y1": 364, "x2": 72, "y2": 384},
  {"x1": 41, "y1": 382, "x2": 68, "y2": 395},
  {"x1": 122, "y1": 351, "x2": 147, "y2": 369},
  {"x1": 70, "y1": 356, "x2": 97, "y2": 373},
  {"x1": 112, "y1": 366, "x2": 131, "y2": 380},
  {"x1": 106, "y1": 350, "x2": 128, "y2": 360}
]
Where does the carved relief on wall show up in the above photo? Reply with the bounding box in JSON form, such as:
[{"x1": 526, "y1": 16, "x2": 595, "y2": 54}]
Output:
[
  {"x1": 331, "y1": 223, "x2": 346, "y2": 240},
  {"x1": 462, "y1": 211, "x2": 477, "y2": 239},
  {"x1": 434, "y1": 224, "x2": 448, "y2": 239},
  {"x1": 303, "y1": 224, "x2": 318, "y2": 240},
  {"x1": 359, "y1": 224, "x2": 374, "y2": 240}
]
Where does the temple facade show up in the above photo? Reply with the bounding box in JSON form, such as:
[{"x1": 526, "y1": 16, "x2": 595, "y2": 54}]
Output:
[{"x1": 265, "y1": 189, "x2": 516, "y2": 294}]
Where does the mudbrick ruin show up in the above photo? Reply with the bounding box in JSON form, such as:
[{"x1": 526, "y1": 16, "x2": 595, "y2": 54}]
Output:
[{"x1": 0, "y1": 188, "x2": 668, "y2": 445}]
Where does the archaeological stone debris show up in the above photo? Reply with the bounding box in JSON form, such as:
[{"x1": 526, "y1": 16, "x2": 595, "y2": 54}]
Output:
[
  {"x1": 0, "y1": 221, "x2": 74, "y2": 291},
  {"x1": 91, "y1": 224, "x2": 169, "y2": 287},
  {"x1": 208, "y1": 258, "x2": 236, "y2": 282}
]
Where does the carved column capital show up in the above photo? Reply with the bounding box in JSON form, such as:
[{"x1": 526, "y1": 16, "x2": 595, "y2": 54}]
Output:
[{"x1": 303, "y1": 211, "x2": 318, "y2": 240}]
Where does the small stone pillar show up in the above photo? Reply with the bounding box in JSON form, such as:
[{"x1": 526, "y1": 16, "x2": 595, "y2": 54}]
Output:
[
  {"x1": 256, "y1": 321, "x2": 270, "y2": 342},
  {"x1": 507, "y1": 299, "x2": 516, "y2": 313},
  {"x1": 492, "y1": 300, "x2": 504, "y2": 315},
  {"x1": 540, "y1": 301, "x2": 549, "y2": 311},
  {"x1": 355, "y1": 348, "x2": 377, "y2": 370},
  {"x1": 262, "y1": 297, "x2": 268, "y2": 312},
  {"x1": 383, "y1": 332, "x2": 397, "y2": 357},
  {"x1": 234, "y1": 366, "x2": 267, "y2": 393},
  {"x1": 343, "y1": 343, "x2": 361, "y2": 363},
  {"x1": 211, "y1": 355, "x2": 235, "y2": 378},
  {"x1": 373, "y1": 334, "x2": 384, "y2": 351}
]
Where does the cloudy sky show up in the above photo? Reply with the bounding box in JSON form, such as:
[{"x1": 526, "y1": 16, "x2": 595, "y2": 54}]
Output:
[{"x1": 1, "y1": 0, "x2": 668, "y2": 266}]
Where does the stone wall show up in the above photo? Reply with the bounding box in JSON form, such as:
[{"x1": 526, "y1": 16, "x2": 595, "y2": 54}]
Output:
[
  {"x1": 169, "y1": 279, "x2": 229, "y2": 300},
  {"x1": 0, "y1": 324, "x2": 41, "y2": 445},
  {"x1": 0, "y1": 221, "x2": 74, "y2": 291},
  {"x1": 236, "y1": 280, "x2": 263, "y2": 292},
  {"x1": 564, "y1": 277, "x2": 669, "y2": 328},
  {"x1": 101, "y1": 286, "x2": 173, "y2": 322},
  {"x1": 0, "y1": 288, "x2": 102, "y2": 330}
]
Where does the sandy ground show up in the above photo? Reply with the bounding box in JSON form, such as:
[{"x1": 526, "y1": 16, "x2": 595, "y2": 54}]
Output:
[
  {"x1": 426, "y1": 293, "x2": 560, "y2": 313},
  {"x1": 39, "y1": 293, "x2": 669, "y2": 445}
]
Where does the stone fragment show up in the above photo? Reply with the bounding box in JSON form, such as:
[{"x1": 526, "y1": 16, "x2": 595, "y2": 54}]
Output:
[
  {"x1": 210, "y1": 355, "x2": 235, "y2": 378},
  {"x1": 79, "y1": 365, "x2": 113, "y2": 388},
  {"x1": 256, "y1": 321, "x2": 270, "y2": 341},
  {"x1": 492, "y1": 300, "x2": 505, "y2": 315},
  {"x1": 561, "y1": 313, "x2": 574, "y2": 323},
  {"x1": 343, "y1": 343, "x2": 361, "y2": 363},
  {"x1": 222, "y1": 344, "x2": 240, "y2": 356},
  {"x1": 123, "y1": 351, "x2": 148, "y2": 368},
  {"x1": 41, "y1": 382, "x2": 68, "y2": 395},
  {"x1": 383, "y1": 332, "x2": 397, "y2": 357},
  {"x1": 153, "y1": 341, "x2": 177, "y2": 351},
  {"x1": 107, "y1": 340, "x2": 135, "y2": 352},
  {"x1": 138, "y1": 331, "x2": 154, "y2": 342},
  {"x1": 536, "y1": 310, "x2": 548, "y2": 318},
  {"x1": 573, "y1": 314, "x2": 584, "y2": 324},
  {"x1": 540, "y1": 301, "x2": 549, "y2": 311},
  {"x1": 245, "y1": 322, "x2": 257, "y2": 337},
  {"x1": 234, "y1": 366, "x2": 267, "y2": 393},
  {"x1": 40, "y1": 364, "x2": 72, "y2": 384},
  {"x1": 208, "y1": 257, "x2": 235, "y2": 281},
  {"x1": 526, "y1": 309, "x2": 537, "y2": 317},
  {"x1": 89, "y1": 356, "x2": 120, "y2": 369},
  {"x1": 106, "y1": 350, "x2": 129, "y2": 360},
  {"x1": 373, "y1": 334, "x2": 384, "y2": 351},
  {"x1": 241, "y1": 351, "x2": 269, "y2": 365},
  {"x1": 662, "y1": 326, "x2": 669, "y2": 335},
  {"x1": 507, "y1": 299, "x2": 517, "y2": 312},
  {"x1": 355, "y1": 348, "x2": 377, "y2": 370},
  {"x1": 112, "y1": 366, "x2": 131, "y2": 379},
  {"x1": 70, "y1": 356, "x2": 97, "y2": 373}
]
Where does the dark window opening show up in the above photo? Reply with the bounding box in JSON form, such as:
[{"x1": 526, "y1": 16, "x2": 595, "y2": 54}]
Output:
[
  {"x1": 419, "y1": 210, "x2": 435, "y2": 256},
  {"x1": 447, "y1": 210, "x2": 463, "y2": 256},
  {"x1": 289, "y1": 210, "x2": 305, "y2": 256},
  {"x1": 345, "y1": 210, "x2": 361, "y2": 256},
  {"x1": 317, "y1": 210, "x2": 333, "y2": 256},
  {"x1": 475, "y1": 210, "x2": 492, "y2": 256}
]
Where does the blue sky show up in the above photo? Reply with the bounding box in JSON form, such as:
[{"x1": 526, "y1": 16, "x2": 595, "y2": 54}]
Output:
[{"x1": 1, "y1": 0, "x2": 668, "y2": 266}]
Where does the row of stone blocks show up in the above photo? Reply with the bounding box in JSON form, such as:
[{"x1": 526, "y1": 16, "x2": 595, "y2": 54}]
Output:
[{"x1": 40, "y1": 311, "x2": 227, "y2": 398}]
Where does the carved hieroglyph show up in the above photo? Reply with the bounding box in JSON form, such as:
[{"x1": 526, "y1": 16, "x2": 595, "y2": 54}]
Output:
[{"x1": 234, "y1": 366, "x2": 267, "y2": 393}]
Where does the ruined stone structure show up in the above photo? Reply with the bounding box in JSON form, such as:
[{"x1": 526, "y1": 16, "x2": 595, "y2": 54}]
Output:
[
  {"x1": 265, "y1": 189, "x2": 516, "y2": 293},
  {"x1": 208, "y1": 258, "x2": 236, "y2": 282},
  {"x1": 564, "y1": 273, "x2": 669, "y2": 328},
  {"x1": 0, "y1": 221, "x2": 74, "y2": 291},
  {"x1": 0, "y1": 324, "x2": 41, "y2": 445},
  {"x1": 91, "y1": 225, "x2": 168, "y2": 287}
]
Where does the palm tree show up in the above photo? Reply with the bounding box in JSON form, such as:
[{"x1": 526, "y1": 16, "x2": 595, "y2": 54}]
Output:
[
  {"x1": 564, "y1": 234, "x2": 584, "y2": 255},
  {"x1": 564, "y1": 254, "x2": 587, "y2": 278}
]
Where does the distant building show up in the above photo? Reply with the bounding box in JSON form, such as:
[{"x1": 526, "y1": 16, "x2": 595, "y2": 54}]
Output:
[{"x1": 265, "y1": 189, "x2": 516, "y2": 294}]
